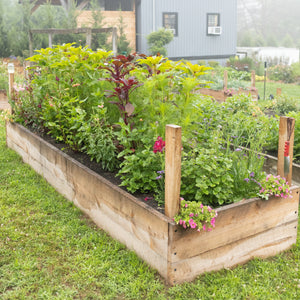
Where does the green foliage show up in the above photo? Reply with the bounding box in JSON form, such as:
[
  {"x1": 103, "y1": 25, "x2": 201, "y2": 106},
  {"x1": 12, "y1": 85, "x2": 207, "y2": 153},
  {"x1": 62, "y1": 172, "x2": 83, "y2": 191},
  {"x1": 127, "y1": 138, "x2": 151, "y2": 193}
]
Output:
[
  {"x1": 287, "y1": 111, "x2": 300, "y2": 160},
  {"x1": 82, "y1": 109, "x2": 119, "y2": 171},
  {"x1": 11, "y1": 44, "x2": 280, "y2": 208},
  {"x1": 117, "y1": 14, "x2": 131, "y2": 55},
  {"x1": 274, "y1": 95, "x2": 300, "y2": 115},
  {"x1": 117, "y1": 147, "x2": 162, "y2": 194},
  {"x1": 181, "y1": 148, "x2": 234, "y2": 206},
  {"x1": 147, "y1": 28, "x2": 174, "y2": 56}
]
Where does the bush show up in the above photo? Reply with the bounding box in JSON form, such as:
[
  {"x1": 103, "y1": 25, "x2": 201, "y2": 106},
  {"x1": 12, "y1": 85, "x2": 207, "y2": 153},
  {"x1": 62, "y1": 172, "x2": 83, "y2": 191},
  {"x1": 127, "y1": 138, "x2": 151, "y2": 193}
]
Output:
[{"x1": 147, "y1": 28, "x2": 173, "y2": 56}]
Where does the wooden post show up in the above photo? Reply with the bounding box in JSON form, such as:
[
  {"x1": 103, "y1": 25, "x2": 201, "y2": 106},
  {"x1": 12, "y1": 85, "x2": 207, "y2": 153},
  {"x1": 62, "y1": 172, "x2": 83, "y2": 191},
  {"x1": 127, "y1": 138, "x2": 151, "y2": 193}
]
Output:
[
  {"x1": 251, "y1": 70, "x2": 256, "y2": 88},
  {"x1": 8, "y1": 73, "x2": 14, "y2": 99},
  {"x1": 29, "y1": 31, "x2": 33, "y2": 57},
  {"x1": 223, "y1": 70, "x2": 228, "y2": 90},
  {"x1": 276, "y1": 88, "x2": 282, "y2": 97},
  {"x1": 112, "y1": 27, "x2": 117, "y2": 55},
  {"x1": 165, "y1": 125, "x2": 182, "y2": 218},
  {"x1": 48, "y1": 33, "x2": 53, "y2": 48},
  {"x1": 86, "y1": 28, "x2": 92, "y2": 48},
  {"x1": 277, "y1": 116, "x2": 295, "y2": 185}
]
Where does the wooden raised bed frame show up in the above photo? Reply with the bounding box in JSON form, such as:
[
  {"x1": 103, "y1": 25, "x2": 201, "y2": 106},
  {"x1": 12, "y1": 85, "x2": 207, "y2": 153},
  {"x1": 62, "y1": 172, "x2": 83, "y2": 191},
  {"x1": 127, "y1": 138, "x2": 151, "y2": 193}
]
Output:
[{"x1": 5, "y1": 120, "x2": 299, "y2": 285}]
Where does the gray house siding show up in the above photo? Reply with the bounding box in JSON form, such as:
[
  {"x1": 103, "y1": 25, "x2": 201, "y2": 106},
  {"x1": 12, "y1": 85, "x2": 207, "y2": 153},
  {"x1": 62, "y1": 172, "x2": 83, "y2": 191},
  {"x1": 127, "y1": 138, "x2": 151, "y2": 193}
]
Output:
[{"x1": 136, "y1": 0, "x2": 237, "y2": 63}]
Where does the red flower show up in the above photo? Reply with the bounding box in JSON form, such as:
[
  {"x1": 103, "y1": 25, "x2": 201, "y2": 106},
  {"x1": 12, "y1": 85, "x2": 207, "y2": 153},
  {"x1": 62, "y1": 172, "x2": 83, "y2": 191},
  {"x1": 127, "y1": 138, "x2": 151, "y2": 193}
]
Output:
[{"x1": 153, "y1": 136, "x2": 165, "y2": 153}]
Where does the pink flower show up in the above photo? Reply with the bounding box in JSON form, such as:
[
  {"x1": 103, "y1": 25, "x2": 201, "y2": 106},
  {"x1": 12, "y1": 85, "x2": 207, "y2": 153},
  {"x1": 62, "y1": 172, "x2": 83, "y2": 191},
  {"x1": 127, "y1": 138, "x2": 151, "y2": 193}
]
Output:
[
  {"x1": 211, "y1": 217, "x2": 216, "y2": 227},
  {"x1": 153, "y1": 136, "x2": 165, "y2": 153},
  {"x1": 207, "y1": 206, "x2": 212, "y2": 212},
  {"x1": 185, "y1": 203, "x2": 188, "y2": 208},
  {"x1": 189, "y1": 213, "x2": 194, "y2": 217},
  {"x1": 203, "y1": 225, "x2": 206, "y2": 231},
  {"x1": 189, "y1": 219, "x2": 197, "y2": 229}
]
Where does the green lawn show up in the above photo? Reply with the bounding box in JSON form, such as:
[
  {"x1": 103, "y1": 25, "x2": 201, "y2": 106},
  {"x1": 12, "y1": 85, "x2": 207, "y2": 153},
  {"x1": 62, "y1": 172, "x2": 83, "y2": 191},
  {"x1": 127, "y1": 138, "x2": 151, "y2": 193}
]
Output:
[
  {"x1": 1, "y1": 113, "x2": 300, "y2": 299},
  {"x1": 256, "y1": 81, "x2": 300, "y2": 100}
]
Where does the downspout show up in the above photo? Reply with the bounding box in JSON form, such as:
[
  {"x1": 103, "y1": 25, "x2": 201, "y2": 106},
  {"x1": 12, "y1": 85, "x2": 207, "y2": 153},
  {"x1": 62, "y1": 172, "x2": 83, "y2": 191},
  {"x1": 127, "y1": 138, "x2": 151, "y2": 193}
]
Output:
[{"x1": 153, "y1": 0, "x2": 156, "y2": 32}]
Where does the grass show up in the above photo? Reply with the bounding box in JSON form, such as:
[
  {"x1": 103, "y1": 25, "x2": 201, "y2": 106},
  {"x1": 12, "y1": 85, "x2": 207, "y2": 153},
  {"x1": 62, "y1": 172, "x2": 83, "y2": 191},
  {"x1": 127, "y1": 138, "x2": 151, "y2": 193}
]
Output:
[
  {"x1": 256, "y1": 81, "x2": 300, "y2": 100},
  {"x1": 1, "y1": 112, "x2": 300, "y2": 299}
]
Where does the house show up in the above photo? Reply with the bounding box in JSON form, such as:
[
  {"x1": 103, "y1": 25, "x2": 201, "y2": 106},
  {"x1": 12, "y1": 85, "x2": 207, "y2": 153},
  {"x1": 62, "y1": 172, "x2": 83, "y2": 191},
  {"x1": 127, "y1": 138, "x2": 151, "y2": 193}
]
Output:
[
  {"x1": 237, "y1": 47, "x2": 300, "y2": 66},
  {"x1": 20, "y1": 0, "x2": 237, "y2": 64}
]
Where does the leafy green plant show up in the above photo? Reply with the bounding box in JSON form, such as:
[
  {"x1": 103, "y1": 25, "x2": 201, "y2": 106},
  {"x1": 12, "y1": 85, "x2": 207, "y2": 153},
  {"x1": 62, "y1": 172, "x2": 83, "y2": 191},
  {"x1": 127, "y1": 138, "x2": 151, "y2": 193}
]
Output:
[{"x1": 181, "y1": 148, "x2": 234, "y2": 206}]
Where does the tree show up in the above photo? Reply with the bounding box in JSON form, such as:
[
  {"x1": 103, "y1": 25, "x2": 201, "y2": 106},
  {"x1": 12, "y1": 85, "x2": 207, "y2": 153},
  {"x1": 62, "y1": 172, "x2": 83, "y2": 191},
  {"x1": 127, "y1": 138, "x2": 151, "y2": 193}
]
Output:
[
  {"x1": 0, "y1": 0, "x2": 9, "y2": 57},
  {"x1": 117, "y1": 14, "x2": 131, "y2": 55},
  {"x1": 147, "y1": 28, "x2": 173, "y2": 57}
]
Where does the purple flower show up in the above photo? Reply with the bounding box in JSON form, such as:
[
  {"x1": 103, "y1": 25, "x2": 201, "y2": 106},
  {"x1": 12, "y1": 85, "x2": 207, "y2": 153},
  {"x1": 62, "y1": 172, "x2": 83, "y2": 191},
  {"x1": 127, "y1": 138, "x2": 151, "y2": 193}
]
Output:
[
  {"x1": 55, "y1": 76, "x2": 60, "y2": 82},
  {"x1": 156, "y1": 175, "x2": 162, "y2": 180},
  {"x1": 235, "y1": 148, "x2": 242, "y2": 152},
  {"x1": 244, "y1": 178, "x2": 250, "y2": 183},
  {"x1": 157, "y1": 170, "x2": 165, "y2": 174},
  {"x1": 250, "y1": 172, "x2": 255, "y2": 177}
]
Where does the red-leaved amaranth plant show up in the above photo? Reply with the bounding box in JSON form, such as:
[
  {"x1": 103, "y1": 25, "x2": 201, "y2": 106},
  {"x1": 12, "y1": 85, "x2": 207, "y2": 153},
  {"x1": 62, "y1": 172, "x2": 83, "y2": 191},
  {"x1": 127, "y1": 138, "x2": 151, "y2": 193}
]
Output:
[{"x1": 100, "y1": 54, "x2": 143, "y2": 125}]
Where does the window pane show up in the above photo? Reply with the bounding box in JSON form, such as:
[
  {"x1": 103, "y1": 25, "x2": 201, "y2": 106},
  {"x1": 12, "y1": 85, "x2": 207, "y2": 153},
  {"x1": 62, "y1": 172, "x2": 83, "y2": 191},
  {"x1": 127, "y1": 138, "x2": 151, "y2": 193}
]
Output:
[
  {"x1": 207, "y1": 14, "x2": 219, "y2": 27},
  {"x1": 163, "y1": 13, "x2": 178, "y2": 36}
]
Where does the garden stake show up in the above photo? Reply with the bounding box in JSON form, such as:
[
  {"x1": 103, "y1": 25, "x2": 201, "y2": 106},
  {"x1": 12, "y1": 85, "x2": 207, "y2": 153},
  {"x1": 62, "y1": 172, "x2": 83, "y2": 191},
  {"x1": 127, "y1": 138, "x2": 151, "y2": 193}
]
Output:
[
  {"x1": 278, "y1": 117, "x2": 295, "y2": 184},
  {"x1": 284, "y1": 141, "x2": 290, "y2": 177},
  {"x1": 284, "y1": 118, "x2": 295, "y2": 178}
]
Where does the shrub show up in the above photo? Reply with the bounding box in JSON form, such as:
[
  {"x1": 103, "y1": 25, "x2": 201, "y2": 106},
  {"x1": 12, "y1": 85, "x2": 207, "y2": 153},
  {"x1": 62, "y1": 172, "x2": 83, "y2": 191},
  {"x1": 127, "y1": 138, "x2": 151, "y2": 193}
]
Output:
[{"x1": 147, "y1": 28, "x2": 173, "y2": 56}]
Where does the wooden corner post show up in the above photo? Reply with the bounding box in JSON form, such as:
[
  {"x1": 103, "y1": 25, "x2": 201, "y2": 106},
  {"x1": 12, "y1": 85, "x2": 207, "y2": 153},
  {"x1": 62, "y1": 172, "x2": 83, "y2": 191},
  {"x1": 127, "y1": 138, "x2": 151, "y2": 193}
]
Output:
[
  {"x1": 251, "y1": 70, "x2": 256, "y2": 88},
  {"x1": 165, "y1": 125, "x2": 182, "y2": 218},
  {"x1": 277, "y1": 116, "x2": 295, "y2": 185}
]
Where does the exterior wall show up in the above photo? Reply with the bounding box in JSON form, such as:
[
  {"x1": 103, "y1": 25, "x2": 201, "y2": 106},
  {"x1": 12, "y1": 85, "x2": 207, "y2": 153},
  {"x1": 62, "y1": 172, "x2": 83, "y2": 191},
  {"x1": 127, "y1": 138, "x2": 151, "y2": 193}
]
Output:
[
  {"x1": 136, "y1": 0, "x2": 237, "y2": 62},
  {"x1": 237, "y1": 47, "x2": 300, "y2": 65},
  {"x1": 77, "y1": 10, "x2": 136, "y2": 51}
]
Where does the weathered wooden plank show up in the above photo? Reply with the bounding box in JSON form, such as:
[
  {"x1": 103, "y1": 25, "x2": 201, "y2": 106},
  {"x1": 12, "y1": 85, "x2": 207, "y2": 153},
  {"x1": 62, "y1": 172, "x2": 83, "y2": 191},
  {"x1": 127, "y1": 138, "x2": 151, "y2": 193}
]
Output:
[
  {"x1": 170, "y1": 188, "x2": 299, "y2": 262},
  {"x1": 165, "y1": 125, "x2": 182, "y2": 218},
  {"x1": 169, "y1": 220, "x2": 298, "y2": 284},
  {"x1": 6, "y1": 122, "x2": 171, "y2": 273}
]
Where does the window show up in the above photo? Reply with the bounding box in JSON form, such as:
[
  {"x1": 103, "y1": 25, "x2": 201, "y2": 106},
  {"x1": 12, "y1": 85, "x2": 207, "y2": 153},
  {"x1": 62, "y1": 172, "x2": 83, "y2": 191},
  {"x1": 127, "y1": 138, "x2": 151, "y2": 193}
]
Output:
[
  {"x1": 105, "y1": 0, "x2": 133, "y2": 11},
  {"x1": 163, "y1": 13, "x2": 178, "y2": 36},
  {"x1": 207, "y1": 13, "x2": 221, "y2": 35}
]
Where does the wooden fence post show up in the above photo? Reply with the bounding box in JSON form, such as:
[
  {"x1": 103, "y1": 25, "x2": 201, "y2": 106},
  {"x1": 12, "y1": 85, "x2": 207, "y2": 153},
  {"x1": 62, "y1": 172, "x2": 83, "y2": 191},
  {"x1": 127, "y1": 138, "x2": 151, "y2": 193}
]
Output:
[
  {"x1": 276, "y1": 88, "x2": 282, "y2": 97},
  {"x1": 112, "y1": 27, "x2": 117, "y2": 55},
  {"x1": 8, "y1": 64, "x2": 14, "y2": 99},
  {"x1": 223, "y1": 70, "x2": 228, "y2": 90},
  {"x1": 277, "y1": 116, "x2": 295, "y2": 185},
  {"x1": 165, "y1": 125, "x2": 182, "y2": 218},
  {"x1": 251, "y1": 70, "x2": 256, "y2": 89}
]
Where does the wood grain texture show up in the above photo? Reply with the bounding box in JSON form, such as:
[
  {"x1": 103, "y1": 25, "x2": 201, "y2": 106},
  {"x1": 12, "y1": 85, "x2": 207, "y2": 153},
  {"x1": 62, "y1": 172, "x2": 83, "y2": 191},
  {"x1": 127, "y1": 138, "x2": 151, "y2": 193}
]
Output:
[
  {"x1": 165, "y1": 125, "x2": 182, "y2": 219},
  {"x1": 6, "y1": 122, "x2": 299, "y2": 286},
  {"x1": 167, "y1": 187, "x2": 299, "y2": 284},
  {"x1": 6, "y1": 122, "x2": 171, "y2": 278}
]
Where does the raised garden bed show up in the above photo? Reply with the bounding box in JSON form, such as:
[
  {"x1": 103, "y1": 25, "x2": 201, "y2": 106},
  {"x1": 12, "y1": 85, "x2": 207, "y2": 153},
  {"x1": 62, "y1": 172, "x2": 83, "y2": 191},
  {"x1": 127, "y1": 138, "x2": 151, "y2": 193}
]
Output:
[
  {"x1": 6, "y1": 121, "x2": 300, "y2": 285},
  {"x1": 199, "y1": 70, "x2": 258, "y2": 102}
]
